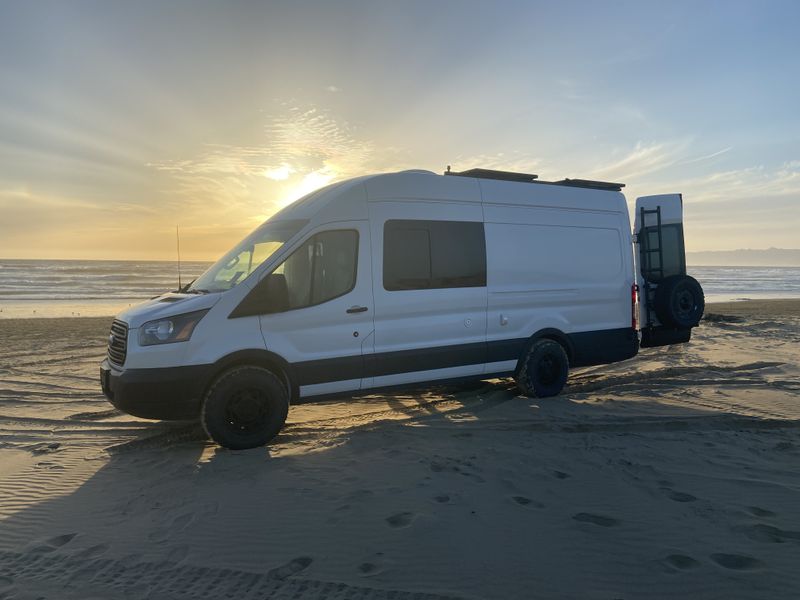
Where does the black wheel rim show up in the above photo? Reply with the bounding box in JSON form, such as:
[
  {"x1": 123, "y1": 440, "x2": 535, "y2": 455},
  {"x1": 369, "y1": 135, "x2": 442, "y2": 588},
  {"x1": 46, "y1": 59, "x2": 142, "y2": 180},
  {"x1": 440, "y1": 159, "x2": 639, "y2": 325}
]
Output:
[
  {"x1": 224, "y1": 388, "x2": 269, "y2": 433},
  {"x1": 537, "y1": 354, "x2": 560, "y2": 385},
  {"x1": 675, "y1": 288, "x2": 695, "y2": 319}
]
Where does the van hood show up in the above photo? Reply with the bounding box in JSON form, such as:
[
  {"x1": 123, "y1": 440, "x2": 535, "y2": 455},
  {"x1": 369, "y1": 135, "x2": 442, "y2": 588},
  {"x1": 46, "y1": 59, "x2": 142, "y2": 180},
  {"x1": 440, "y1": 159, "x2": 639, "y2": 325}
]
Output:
[{"x1": 116, "y1": 292, "x2": 222, "y2": 329}]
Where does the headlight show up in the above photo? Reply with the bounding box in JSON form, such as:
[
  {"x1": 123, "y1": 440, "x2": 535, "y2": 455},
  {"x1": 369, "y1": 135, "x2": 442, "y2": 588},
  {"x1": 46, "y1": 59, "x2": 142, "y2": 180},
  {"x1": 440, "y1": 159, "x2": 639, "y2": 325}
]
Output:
[{"x1": 139, "y1": 310, "x2": 209, "y2": 346}]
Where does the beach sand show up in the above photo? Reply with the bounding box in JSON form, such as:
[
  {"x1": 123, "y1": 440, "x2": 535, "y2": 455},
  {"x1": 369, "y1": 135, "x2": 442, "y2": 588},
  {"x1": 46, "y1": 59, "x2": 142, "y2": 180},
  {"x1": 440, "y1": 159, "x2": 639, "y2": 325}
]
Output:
[{"x1": 0, "y1": 300, "x2": 798, "y2": 599}]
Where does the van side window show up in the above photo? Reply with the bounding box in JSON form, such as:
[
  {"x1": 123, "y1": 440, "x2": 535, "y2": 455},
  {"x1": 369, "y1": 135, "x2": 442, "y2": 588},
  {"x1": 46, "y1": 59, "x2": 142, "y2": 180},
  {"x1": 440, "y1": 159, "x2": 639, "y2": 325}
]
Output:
[
  {"x1": 272, "y1": 229, "x2": 358, "y2": 310},
  {"x1": 383, "y1": 220, "x2": 486, "y2": 290}
]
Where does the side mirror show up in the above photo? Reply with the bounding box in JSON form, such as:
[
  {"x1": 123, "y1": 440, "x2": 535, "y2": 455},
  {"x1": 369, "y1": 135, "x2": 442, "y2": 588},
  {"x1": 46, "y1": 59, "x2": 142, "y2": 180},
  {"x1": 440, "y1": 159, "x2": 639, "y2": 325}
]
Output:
[
  {"x1": 228, "y1": 273, "x2": 290, "y2": 319},
  {"x1": 260, "y1": 273, "x2": 290, "y2": 313}
]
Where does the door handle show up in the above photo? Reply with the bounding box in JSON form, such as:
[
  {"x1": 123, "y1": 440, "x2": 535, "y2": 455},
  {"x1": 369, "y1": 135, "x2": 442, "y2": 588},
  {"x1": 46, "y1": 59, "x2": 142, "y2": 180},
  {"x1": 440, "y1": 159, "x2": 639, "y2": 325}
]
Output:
[{"x1": 346, "y1": 305, "x2": 368, "y2": 314}]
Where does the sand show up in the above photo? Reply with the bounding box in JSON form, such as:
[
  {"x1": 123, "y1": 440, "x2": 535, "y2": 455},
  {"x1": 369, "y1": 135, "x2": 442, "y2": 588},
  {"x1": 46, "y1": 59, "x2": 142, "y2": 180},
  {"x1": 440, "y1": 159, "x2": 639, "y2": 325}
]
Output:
[{"x1": 0, "y1": 300, "x2": 799, "y2": 599}]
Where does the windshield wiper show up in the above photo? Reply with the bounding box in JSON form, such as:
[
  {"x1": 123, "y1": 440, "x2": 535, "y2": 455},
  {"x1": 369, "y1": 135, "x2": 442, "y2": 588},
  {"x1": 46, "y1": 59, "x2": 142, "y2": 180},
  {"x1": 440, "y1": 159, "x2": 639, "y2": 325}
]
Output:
[
  {"x1": 176, "y1": 279, "x2": 196, "y2": 293},
  {"x1": 184, "y1": 288, "x2": 211, "y2": 294}
]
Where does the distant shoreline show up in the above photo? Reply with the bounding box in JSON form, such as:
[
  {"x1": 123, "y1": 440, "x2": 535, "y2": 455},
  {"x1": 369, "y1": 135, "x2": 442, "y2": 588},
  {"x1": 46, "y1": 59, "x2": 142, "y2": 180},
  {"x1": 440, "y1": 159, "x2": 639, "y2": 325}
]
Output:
[
  {"x1": 2, "y1": 298, "x2": 799, "y2": 323},
  {"x1": 2, "y1": 257, "x2": 800, "y2": 268}
]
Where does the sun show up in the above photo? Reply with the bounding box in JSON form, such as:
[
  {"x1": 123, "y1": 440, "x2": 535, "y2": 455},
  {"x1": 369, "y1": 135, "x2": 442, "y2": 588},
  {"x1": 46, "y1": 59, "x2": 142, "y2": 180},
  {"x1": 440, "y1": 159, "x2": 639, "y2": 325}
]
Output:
[{"x1": 276, "y1": 169, "x2": 336, "y2": 208}]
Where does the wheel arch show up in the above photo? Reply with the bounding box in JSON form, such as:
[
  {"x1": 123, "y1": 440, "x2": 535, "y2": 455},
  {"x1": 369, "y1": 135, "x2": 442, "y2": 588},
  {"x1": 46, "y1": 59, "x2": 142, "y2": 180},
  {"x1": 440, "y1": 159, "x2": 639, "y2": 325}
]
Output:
[{"x1": 203, "y1": 349, "x2": 298, "y2": 404}]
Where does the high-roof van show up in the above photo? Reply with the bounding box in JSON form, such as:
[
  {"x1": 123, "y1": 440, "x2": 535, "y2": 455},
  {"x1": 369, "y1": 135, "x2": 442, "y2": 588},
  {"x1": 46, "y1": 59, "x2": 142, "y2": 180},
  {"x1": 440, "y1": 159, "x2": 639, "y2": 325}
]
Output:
[{"x1": 100, "y1": 168, "x2": 704, "y2": 449}]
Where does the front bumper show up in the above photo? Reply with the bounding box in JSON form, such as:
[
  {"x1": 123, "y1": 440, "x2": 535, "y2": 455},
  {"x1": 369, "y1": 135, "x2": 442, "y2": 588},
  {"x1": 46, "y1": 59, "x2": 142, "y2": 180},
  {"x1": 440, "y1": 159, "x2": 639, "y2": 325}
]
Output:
[{"x1": 100, "y1": 358, "x2": 208, "y2": 420}]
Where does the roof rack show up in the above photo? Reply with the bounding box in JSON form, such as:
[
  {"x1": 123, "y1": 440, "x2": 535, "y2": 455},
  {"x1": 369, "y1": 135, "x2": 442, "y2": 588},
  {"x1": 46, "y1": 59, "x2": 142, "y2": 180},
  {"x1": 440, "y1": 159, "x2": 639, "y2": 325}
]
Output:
[
  {"x1": 445, "y1": 167, "x2": 538, "y2": 183},
  {"x1": 551, "y1": 178, "x2": 625, "y2": 191},
  {"x1": 444, "y1": 166, "x2": 624, "y2": 192}
]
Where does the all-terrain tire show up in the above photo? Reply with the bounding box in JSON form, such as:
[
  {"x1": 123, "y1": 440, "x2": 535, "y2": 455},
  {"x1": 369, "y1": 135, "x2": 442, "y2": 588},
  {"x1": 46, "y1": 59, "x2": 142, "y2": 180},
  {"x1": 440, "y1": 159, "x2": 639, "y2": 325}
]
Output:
[
  {"x1": 654, "y1": 275, "x2": 705, "y2": 328},
  {"x1": 516, "y1": 339, "x2": 569, "y2": 398},
  {"x1": 201, "y1": 366, "x2": 289, "y2": 450}
]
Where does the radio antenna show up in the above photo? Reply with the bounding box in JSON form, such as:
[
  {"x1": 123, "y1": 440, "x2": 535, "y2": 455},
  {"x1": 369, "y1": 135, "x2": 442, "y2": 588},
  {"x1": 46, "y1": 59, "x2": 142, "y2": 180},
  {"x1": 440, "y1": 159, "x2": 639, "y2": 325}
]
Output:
[{"x1": 176, "y1": 225, "x2": 182, "y2": 291}]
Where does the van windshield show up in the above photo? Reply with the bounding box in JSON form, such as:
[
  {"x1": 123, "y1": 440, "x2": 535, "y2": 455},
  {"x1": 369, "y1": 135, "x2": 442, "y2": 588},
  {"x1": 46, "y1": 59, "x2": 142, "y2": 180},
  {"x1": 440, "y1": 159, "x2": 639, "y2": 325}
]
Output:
[{"x1": 187, "y1": 219, "x2": 309, "y2": 293}]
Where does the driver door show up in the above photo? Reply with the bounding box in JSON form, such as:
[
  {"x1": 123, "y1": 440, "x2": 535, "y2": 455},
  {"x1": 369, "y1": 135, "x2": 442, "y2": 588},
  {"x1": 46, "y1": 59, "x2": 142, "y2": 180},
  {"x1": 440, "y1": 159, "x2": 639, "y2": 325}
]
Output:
[{"x1": 257, "y1": 221, "x2": 375, "y2": 398}]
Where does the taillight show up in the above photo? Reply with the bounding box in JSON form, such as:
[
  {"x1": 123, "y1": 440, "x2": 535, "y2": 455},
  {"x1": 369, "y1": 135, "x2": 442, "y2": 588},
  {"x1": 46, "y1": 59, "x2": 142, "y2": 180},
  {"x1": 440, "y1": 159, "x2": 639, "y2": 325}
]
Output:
[{"x1": 631, "y1": 284, "x2": 638, "y2": 330}]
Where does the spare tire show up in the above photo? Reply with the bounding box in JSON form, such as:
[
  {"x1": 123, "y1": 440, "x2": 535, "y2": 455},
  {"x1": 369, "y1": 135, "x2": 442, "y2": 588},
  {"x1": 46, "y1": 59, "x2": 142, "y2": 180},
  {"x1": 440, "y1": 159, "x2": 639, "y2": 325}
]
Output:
[{"x1": 654, "y1": 275, "x2": 705, "y2": 328}]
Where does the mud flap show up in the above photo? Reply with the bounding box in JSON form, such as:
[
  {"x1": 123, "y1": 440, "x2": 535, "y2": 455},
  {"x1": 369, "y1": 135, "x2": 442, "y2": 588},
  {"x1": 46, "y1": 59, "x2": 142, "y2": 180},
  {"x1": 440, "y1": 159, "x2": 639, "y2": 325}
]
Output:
[{"x1": 641, "y1": 326, "x2": 691, "y2": 348}]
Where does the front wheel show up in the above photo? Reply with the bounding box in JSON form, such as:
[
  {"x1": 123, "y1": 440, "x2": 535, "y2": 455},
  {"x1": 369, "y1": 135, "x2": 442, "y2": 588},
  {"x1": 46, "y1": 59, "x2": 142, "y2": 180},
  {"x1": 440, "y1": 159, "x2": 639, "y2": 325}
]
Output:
[
  {"x1": 516, "y1": 339, "x2": 569, "y2": 398},
  {"x1": 202, "y1": 366, "x2": 289, "y2": 450}
]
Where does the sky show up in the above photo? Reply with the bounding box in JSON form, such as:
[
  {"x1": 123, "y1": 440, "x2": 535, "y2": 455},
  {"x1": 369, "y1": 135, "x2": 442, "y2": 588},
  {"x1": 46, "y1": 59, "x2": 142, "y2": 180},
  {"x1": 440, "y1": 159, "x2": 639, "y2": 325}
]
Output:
[{"x1": 1, "y1": 0, "x2": 798, "y2": 260}]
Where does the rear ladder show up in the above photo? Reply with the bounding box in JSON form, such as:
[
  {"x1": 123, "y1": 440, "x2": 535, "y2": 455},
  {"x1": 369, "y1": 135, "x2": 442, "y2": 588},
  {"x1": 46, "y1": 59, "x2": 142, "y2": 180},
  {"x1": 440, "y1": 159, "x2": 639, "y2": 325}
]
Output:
[{"x1": 639, "y1": 206, "x2": 664, "y2": 329}]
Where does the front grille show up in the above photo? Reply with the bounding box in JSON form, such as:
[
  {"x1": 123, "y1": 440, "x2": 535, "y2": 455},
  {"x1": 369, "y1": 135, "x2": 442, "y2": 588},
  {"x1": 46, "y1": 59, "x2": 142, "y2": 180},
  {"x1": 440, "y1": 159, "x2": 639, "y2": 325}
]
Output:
[{"x1": 108, "y1": 320, "x2": 129, "y2": 366}]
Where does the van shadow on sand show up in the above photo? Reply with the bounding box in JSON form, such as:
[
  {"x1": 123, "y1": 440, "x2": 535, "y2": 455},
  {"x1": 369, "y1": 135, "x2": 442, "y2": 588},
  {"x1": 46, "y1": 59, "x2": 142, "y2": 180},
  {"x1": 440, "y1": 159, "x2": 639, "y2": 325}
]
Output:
[{"x1": 2, "y1": 371, "x2": 800, "y2": 599}]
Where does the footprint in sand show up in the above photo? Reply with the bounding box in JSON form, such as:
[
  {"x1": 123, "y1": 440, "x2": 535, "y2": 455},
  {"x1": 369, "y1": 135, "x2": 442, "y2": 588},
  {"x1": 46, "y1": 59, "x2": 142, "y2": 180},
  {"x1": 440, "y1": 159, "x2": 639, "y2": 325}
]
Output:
[
  {"x1": 75, "y1": 544, "x2": 109, "y2": 560},
  {"x1": 572, "y1": 513, "x2": 618, "y2": 527},
  {"x1": 433, "y1": 494, "x2": 450, "y2": 504},
  {"x1": 357, "y1": 561, "x2": 388, "y2": 577},
  {"x1": 742, "y1": 523, "x2": 800, "y2": 543},
  {"x1": 666, "y1": 491, "x2": 697, "y2": 503},
  {"x1": 386, "y1": 512, "x2": 415, "y2": 528},
  {"x1": 512, "y1": 496, "x2": 545, "y2": 509},
  {"x1": 268, "y1": 556, "x2": 313, "y2": 580},
  {"x1": 357, "y1": 552, "x2": 387, "y2": 576},
  {"x1": 659, "y1": 485, "x2": 697, "y2": 503},
  {"x1": 30, "y1": 533, "x2": 77, "y2": 553},
  {"x1": 665, "y1": 554, "x2": 701, "y2": 570},
  {"x1": 747, "y1": 506, "x2": 776, "y2": 518},
  {"x1": 46, "y1": 533, "x2": 77, "y2": 547},
  {"x1": 553, "y1": 470, "x2": 571, "y2": 479},
  {"x1": 710, "y1": 553, "x2": 764, "y2": 571}
]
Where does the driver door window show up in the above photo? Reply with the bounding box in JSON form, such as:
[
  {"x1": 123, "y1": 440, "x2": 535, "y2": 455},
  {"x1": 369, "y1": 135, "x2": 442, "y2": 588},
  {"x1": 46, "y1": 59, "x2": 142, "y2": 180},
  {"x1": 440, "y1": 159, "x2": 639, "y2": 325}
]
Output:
[{"x1": 273, "y1": 229, "x2": 358, "y2": 311}]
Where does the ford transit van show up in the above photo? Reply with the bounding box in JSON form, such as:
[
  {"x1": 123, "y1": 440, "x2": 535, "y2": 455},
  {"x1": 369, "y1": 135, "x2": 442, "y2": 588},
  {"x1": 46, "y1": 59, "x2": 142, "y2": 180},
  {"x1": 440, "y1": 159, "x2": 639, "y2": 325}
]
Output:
[{"x1": 100, "y1": 168, "x2": 704, "y2": 449}]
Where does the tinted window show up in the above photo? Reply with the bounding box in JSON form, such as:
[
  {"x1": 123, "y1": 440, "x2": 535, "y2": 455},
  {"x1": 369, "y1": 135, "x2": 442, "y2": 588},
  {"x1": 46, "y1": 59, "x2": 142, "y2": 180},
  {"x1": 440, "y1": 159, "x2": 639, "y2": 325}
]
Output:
[
  {"x1": 641, "y1": 223, "x2": 685, "y2": 282},
  {"x1": 384, "y1": 220, "x2": 486, "y2": 290},
  {"x1": 273, "y1": 229, "x2": 358, "y2": 310}
]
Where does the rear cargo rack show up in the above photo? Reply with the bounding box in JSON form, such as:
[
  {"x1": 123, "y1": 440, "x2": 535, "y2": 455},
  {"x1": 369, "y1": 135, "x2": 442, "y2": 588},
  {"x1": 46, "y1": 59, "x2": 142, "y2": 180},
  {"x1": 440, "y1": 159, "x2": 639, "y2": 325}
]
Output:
[{"x1": 445, "y1": 166, "x2": 625, "y2": 191}]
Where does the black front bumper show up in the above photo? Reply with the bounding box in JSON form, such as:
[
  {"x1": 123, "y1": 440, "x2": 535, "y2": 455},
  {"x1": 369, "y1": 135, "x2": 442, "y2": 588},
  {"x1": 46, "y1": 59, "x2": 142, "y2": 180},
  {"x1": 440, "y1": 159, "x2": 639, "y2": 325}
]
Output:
[{"x1": 100, "y1": 359, "x2": 208, "y2": 420}]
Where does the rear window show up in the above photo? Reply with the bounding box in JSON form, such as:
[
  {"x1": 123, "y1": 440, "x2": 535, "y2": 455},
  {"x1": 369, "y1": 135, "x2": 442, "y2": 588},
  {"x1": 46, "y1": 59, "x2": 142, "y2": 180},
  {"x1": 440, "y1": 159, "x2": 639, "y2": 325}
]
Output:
[{"x1": 383, "y1": 220, "x2": 486, "y2": 290}]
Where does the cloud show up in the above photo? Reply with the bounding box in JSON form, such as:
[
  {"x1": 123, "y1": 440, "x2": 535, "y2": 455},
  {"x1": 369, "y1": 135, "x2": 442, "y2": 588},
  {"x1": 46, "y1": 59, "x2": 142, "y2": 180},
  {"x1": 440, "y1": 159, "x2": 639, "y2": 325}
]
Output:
[
  {"x1": 677, "y1": 146, "x2": 732, "y2": 166},
  {"x1": 675, "y1": 160, "x2": 800, "y2": 203},
  {"x1": 445, "y1": 151, "x2": 543, "y2": 176},
  {"x1": 588, "y1": 140, "x2": 691, "y2": 181},
  {"x1": 148, "y1": 103, "x2": 380, "y2": 211}
]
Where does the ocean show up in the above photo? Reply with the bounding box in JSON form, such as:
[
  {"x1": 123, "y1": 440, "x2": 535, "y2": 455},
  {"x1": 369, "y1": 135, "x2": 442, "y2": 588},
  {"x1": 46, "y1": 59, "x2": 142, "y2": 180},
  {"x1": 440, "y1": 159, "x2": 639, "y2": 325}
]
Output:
[{"x1": 0, "y1": 259, "x2": 799, "y2": 319}]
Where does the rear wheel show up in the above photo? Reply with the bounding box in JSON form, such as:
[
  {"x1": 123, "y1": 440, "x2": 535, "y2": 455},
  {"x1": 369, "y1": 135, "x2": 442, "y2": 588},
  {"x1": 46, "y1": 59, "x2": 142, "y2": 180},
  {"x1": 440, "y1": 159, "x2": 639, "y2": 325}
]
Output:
[
  {"x1": 202, "y1": 366, "x2": 289, "y2": 450},
  {"x1": 516, "y1": 339, "x2": 569, "y2": 398},
  {"x1": 655, "y1": 275, "x2": 705, "y2": 328}
]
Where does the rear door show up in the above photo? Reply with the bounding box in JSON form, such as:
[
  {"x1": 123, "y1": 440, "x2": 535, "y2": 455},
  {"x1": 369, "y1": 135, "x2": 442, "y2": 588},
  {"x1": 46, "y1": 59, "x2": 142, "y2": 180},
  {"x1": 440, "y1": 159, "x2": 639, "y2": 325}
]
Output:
[{"x1": 633, "y1": 194, "x2": 693, "y2": 346}]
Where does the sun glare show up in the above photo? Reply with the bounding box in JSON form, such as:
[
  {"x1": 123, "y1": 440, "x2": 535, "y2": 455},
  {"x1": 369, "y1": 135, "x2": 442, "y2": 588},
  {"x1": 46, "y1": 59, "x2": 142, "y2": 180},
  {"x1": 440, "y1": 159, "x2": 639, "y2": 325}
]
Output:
[
  {"x1": 277, "y1": 169, "x2": 335, "y2": 208},
  {"x1": 263, "y1": 164, "x2": 294, "y2": 181}
]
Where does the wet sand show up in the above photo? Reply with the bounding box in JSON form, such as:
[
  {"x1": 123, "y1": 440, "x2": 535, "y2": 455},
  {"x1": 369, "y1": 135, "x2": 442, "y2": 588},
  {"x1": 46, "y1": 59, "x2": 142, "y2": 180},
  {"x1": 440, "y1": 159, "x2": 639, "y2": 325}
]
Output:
[{"x1": 0, "y1": 300, "x2": 799, "y2": 599}]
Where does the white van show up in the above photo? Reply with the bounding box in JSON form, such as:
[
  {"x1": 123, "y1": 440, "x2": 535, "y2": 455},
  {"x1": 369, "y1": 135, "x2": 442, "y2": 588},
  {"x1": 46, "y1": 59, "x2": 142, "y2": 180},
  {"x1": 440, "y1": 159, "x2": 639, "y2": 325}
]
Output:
[{"x1": 100, "y1": 168, "x2": 704, "y2": 449}]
